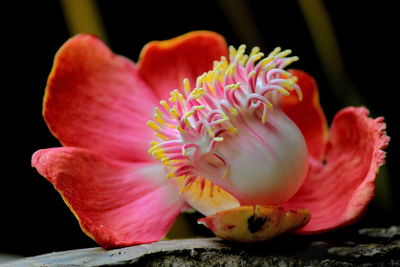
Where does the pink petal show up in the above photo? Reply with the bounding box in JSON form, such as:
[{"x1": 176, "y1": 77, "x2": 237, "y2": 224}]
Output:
[
  {"x1": 284, "y1": 107, "x2": 389, "y2": 233},
  {"x1": 44, "y1": 34, "x2": 157, "y2": 162},
  {"x1": 280, "y1": 70, "x2": 329, "y2": 161},
  {"x1": 32, "y1": 147, "x2": 184, "y2": 248},
  {"x1": 137, "y1": 31, "x2": 228, "y2": 100}
]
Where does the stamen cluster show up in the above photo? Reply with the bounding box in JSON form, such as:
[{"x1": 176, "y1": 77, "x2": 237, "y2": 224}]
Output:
[{"x1": 147, "y1": 45, "x2": 302, "y2": 192}]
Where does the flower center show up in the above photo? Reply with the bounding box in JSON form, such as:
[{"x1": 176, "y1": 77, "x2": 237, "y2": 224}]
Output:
[{"x1": 147, "y1": 45, "x2": 308, "y2": 206}]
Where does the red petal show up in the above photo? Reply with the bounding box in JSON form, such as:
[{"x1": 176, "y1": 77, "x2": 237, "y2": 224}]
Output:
[
  {"x1": 280, "y1": 69, "x2": 328, "y2": 161},
  {"x1": 32, "y1": 147, "x2": 184, "y2": 248},
  {"x1": 137, "y1": 31, "x2": 228, "y2": 100},
  {"x1": 284, "y1": 107, "x2": 389, "y2": 233},
  {"x1": 44, "y1": 34, "x2": 157, "y2": 162}
]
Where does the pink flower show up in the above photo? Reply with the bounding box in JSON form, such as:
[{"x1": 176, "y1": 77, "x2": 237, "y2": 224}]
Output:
[{"x1": 32, "y1": 31, "x2": 389, "y2": 248}]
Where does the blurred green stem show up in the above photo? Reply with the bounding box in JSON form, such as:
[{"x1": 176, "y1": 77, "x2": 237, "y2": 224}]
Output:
[
  {"x1": 217, "y1": 0, "x2": 265, "y2": 49},
  {"x1": 297, "y1": 0, "x2": 362, "y2": 106},
  {"x1": 60, "y1": 0, "x2": 108, "y2": 43}
]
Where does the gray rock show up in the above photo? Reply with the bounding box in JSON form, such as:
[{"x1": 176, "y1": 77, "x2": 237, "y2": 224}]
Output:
[
  {"x1": 4, "y1": 227, "x2": 400, "y2": 267},
  {"x1": 359, "y1": 226, "x2": 400, "y2": 239}
]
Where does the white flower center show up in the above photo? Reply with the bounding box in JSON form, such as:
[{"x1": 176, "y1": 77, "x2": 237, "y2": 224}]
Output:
[{"x1": 147, "y1": 45, "x2": 308, "y2": 206}]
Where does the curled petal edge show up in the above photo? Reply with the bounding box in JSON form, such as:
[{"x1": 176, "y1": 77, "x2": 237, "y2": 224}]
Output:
[
  {"x1": 138, "y1": 31, "x2": 228, "y2": 100},
  {"x1": 285, "y1": 107, "x2": 390, "y2": 234}
]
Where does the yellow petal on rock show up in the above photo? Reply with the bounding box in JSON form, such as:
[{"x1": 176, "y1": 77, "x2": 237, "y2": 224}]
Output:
[{"x1": 198, "y1": 205, "x2": 311, "y2": 242}]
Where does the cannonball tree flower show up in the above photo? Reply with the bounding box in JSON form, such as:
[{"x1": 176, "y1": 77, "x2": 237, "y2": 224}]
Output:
[{"x1": 32, "y1": 31, "x2": 389, "y2": 248}]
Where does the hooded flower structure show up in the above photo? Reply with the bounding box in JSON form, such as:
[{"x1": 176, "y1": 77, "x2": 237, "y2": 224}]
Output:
[{"x1": 32, "y1": 31, "x2": 389, "y2": 248}]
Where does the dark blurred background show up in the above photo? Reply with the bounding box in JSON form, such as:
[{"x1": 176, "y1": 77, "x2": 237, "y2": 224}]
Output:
[{"x1": 3, "y1": 0, "x2": 399, "y2": 257}]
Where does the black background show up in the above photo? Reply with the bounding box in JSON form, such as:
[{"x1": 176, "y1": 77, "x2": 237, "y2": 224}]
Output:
[{"x1": 3, "y1": 0, "x2": 399, "y2": 256}]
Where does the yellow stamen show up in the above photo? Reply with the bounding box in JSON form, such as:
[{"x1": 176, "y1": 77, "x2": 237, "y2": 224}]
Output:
[
  {"x1": 206, "y1": 124, "x2": 215, "y2": 138},
  {"x1": 183, "y1": 78, "x2": 191, "y2": 96},
  {"x1": 169, "y1": 107, "x2": 180, "y2": 118},
  {"x1": 160, "y1": 100, "x2": 170, "y2": 111},
  {"x1": 269, "y1": 47, "x2": 282, "y2": 57},
  {"x1": 262, "y1": 105, "x2": 268, "y2": 124},
  {"x1": 259, "y1": 57, "x2": 274, "y2": 68},
  {"x1": 228, "y1": 126, "x2": 238, "y2": 134},
  {"x1": 240, "y1": 54, "x2": 249, "y2": 65},
  {"x1": 276, "y1": 49, "x2": 292, "y2": 59},
  {"x1": 196, "y1": 73, "x2": 207, "y2": 87},
  {"x1": 229, "y1": 46, "x2": 237, "y2": 59},
  {"x1": 169, "y1": 89, "x2": 181, "y2": 103},
  {"x1": 229, "y1": 108, "x2": 238, "y2": 116},
  {"x1": 190, "y1": 88, "x2": 205, "y2": 99},
  {"x1": 249, "y1": 46, "x2": 260, "y2": 57},
  {"x1": 154, "y1": 113, "x2": 165, "y2": 125},
  {"x1": 161, "y1": 157, "x2": 170, "y2": 164},
  {"x1": 182, "y1": 110, "x2": 195, "y2": 127},
  {"x1": 192, "y1": 105, "x2": 205, "y2": 111},
  {"x1": 233, "y1": 82, "x2": 242, "y2": 90},
  {"x1": 248, "y1": 70, "x2": 256, "y2": 78},
  {"x1": 224, "y1": 84, "x2": 236, "y2": 91},
  {"x1": 155, "y1": 132, "x2": 168, "y2": 140},
  {"x1": 147, "y1": 120, "x2": 161, "y2": 131},
  {"x1": 226, "y1": 64, "x2": 236, "y2": 76}
]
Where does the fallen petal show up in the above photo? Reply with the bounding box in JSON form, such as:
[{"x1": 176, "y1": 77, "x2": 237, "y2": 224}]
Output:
[{"x1": 198, "y1": 205, "x2": 310, "y2": 242}]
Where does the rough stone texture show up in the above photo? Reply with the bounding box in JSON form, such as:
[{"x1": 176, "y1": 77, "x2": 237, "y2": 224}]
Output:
[{"x1": 4, "y1": 226, "x2": 400, "y2": 267}]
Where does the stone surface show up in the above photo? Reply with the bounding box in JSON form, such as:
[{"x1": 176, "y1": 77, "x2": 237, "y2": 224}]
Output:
[
  {"x1": 0, "y1": 253, "x2": 23, "y2": 264},
  {"x1": 4, "y1": 226, "x2": 400, "y2": 266},
  {"x1": 358, "y1": 226, "x2": 400, "y2": 239}
]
